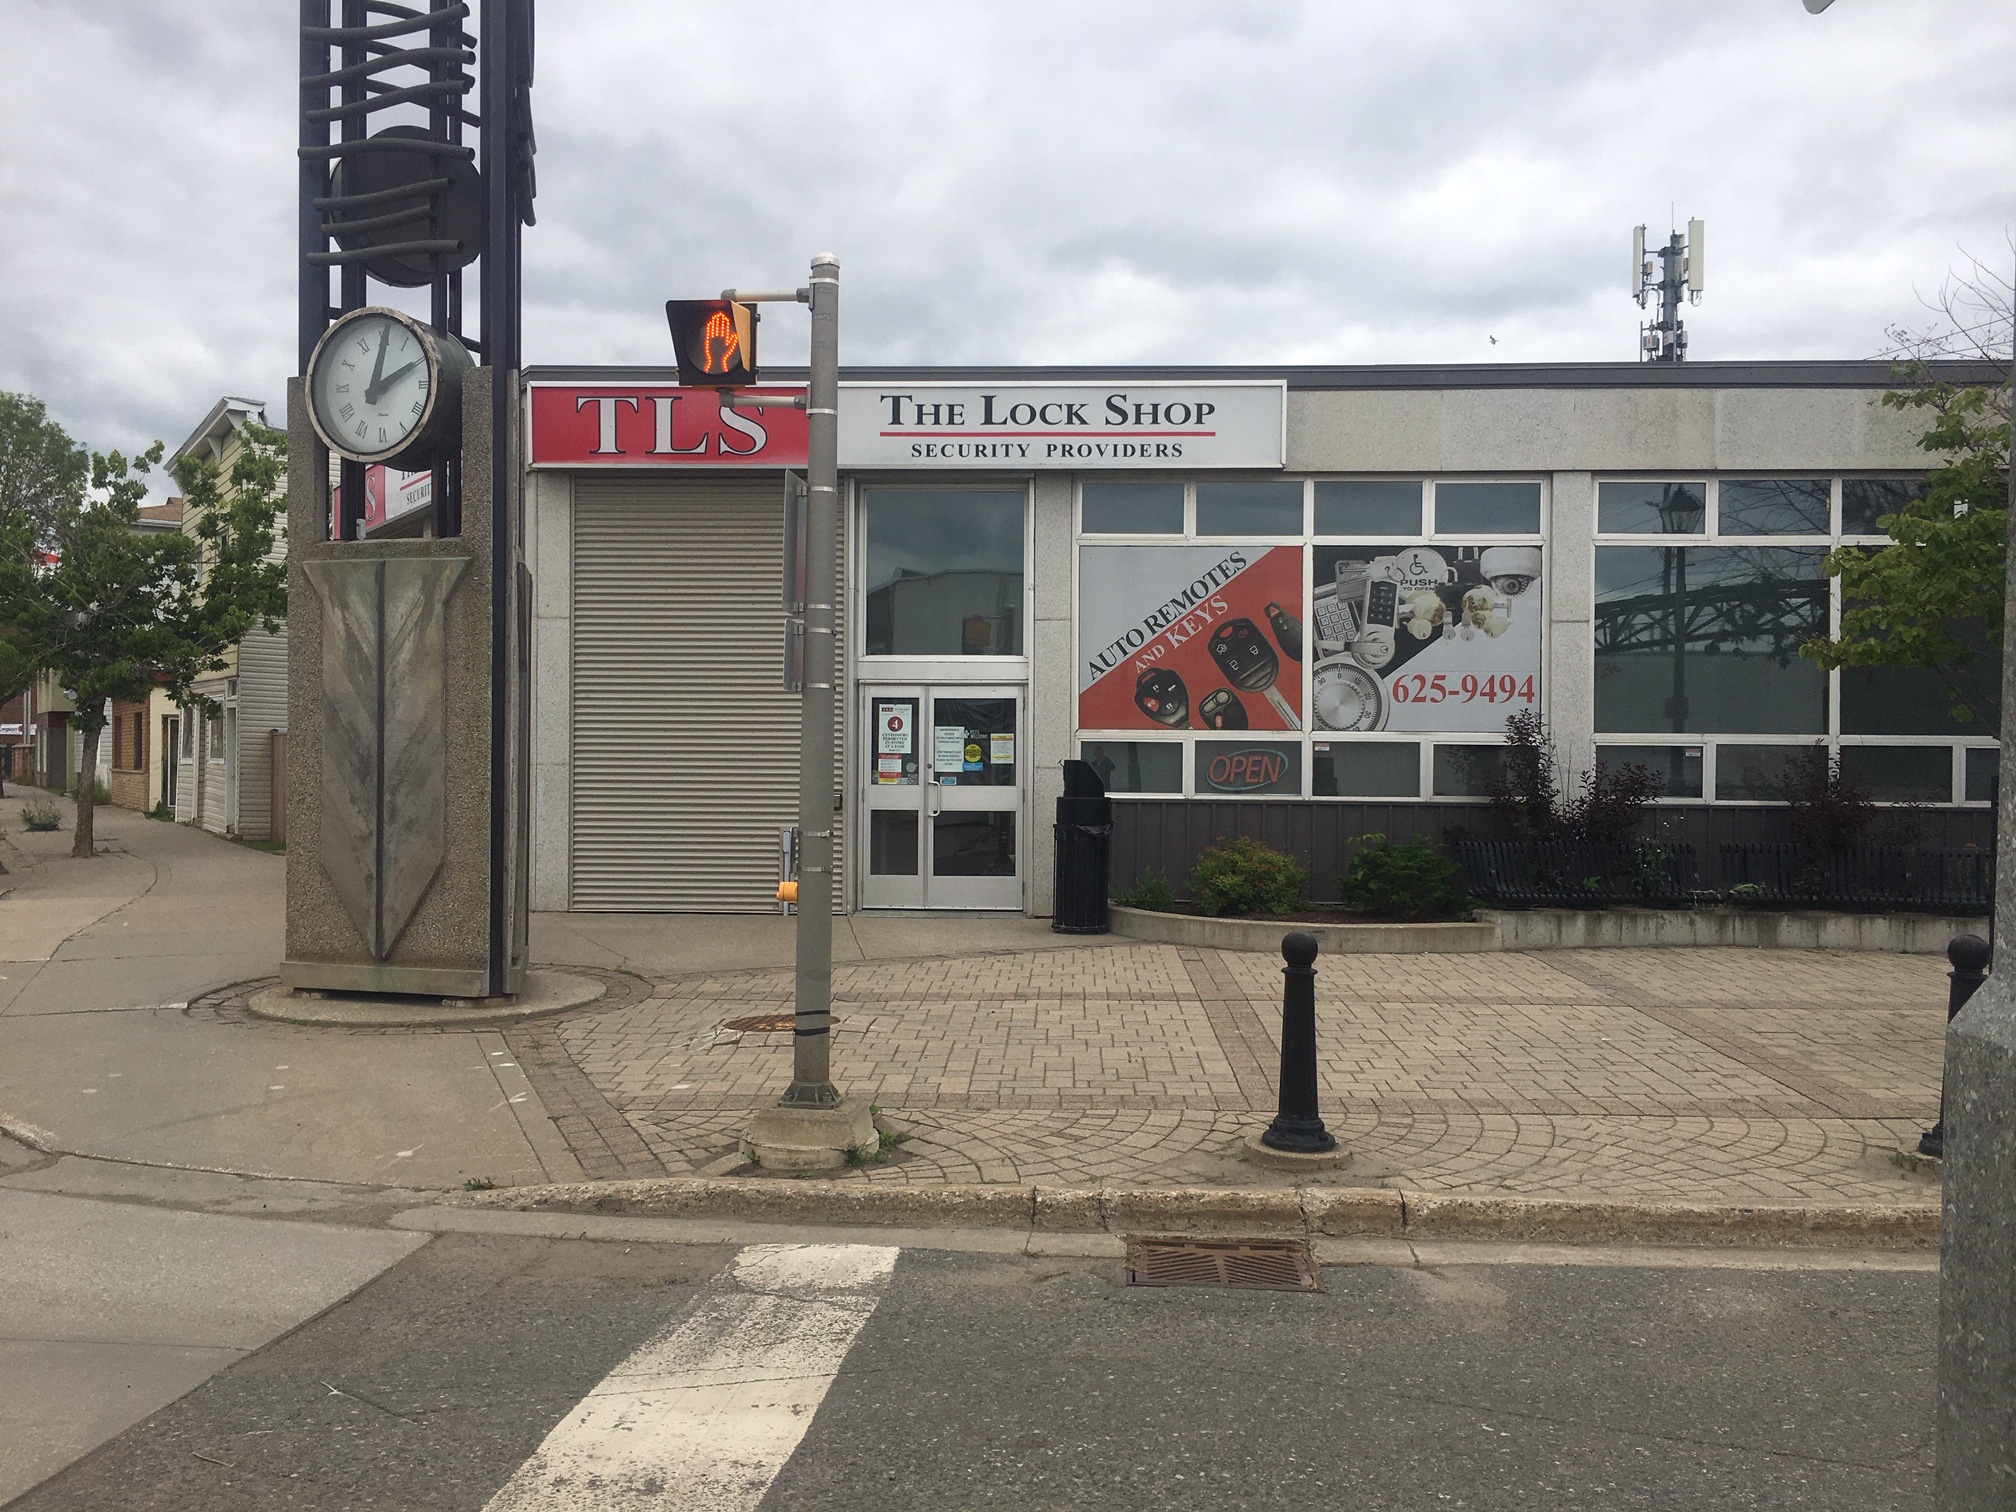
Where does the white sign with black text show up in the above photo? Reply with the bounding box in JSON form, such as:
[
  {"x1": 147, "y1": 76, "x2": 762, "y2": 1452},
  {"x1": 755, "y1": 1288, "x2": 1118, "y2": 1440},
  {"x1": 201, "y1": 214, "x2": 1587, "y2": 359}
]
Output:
[{"x1": 837, "y1": 382, "x2": 1284, "y2": 469}]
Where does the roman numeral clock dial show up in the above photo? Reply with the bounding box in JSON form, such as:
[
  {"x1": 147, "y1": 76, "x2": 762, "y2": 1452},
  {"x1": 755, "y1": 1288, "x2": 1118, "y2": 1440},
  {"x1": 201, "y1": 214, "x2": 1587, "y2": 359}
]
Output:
[{"x1": 305, "y1": 306, "x2": 468, "y2": 469}]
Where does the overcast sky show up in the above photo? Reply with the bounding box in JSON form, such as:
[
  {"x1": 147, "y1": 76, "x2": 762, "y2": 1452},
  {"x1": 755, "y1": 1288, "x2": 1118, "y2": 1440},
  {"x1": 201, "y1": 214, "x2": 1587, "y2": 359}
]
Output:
[{"x1": 2, "y1": 1, "x2": 2010, "y2": 470}]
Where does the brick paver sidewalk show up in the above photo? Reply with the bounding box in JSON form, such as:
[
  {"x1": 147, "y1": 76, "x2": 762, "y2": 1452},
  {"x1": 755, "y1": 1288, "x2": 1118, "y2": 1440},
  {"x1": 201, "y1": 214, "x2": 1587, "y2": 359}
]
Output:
[{"x1": 494, "y1": 942, "x2": 1950, "y2": 1208}]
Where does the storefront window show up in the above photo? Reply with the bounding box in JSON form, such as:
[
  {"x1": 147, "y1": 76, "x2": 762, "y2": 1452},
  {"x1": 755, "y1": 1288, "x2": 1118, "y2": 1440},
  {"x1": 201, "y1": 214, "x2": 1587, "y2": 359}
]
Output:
[
  {"x1": 1717, "y1": 479, "x2": 1829, "y2": 536},
  {"x1": 1196, "y1": 480, "x2": 1302, "y2": 536},
  {"x1": 1597, "y1": 481, "x2": 1706, "y2": 535},
  {"x1": 1594, "y1": 546, "x2": 1829, "y2": 734},
  {"x1": 1314, "y1": 481, "x2": 1421, "y2": 537},
  {"x1": 1967, "y1": 747, "x2": 1998, "y2": 802},
  {"x1": 1595, "y1": 744, "x2": 1703, "y2": 799},
  {"x1": 863, "y1": 488, "x2": 1024, "y2": 656},
  {"x1": 1313, "y1": 741, "x2": 1418, "y2": 797},
  {"x1": 1077, "y1": 544, "x2": 1304, "y2": 733},
  {"x1": 1082, "y1": 481, "x2": 1183, "y2": 535},
  {"x1": 1432, "y1": 744, "x2": 1502, "y2": 797},
  {"x1": 1434, "y1": 481, "x2": 1541, "y2": 534},
  {"x1": 1842, "y1": 477, "x2": 1923, "y2": 536},
  {"x1": 1080, "y1": 740, "x2": 1181, "y2": 794},
  {"x1": 1194, "y1": 739, "x2": 1301, "y2": 796},
  {"x1": 1840, "y1": 661, "x2": 1999, "y2": 737},
  {"x1": 1839, "y1": 745, "x2": 1952, "y2": 803},
  {"x1": 1716, "y1": 743, "x2": 1823, "y2": 801}
]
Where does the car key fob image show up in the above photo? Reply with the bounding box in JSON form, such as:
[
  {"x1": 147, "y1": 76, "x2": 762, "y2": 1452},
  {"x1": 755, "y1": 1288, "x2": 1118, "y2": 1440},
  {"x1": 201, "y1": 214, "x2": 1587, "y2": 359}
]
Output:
[
  {"x1": 1199, "y1": 688, "x2": 1249, "y2": 730},
  {"x1": 1207, "y1": 618, "x2": 1278, "y2": 691},
  {"x1": 1265, "y1": 601, "x2": 1303, "y2": 662},
  {"x1": 1207, "y1": 617, "x2": 1301, "y2": 729},
  {"x1": 1134, "y1": 667, "x2": 1190, "y2": 727}
]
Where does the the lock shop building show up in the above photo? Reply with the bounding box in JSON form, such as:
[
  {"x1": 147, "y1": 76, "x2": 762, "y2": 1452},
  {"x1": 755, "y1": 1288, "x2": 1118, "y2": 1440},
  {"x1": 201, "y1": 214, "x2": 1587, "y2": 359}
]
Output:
[{"x1": 516, "y1": 359, "x2": 1999, "y2": 917}]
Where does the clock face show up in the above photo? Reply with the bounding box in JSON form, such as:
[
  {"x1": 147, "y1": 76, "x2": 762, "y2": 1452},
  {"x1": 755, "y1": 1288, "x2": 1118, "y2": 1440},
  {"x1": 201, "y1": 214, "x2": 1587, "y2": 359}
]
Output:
[{"x1": 309, "y1": 310, "x2": 437, "y2": 463}]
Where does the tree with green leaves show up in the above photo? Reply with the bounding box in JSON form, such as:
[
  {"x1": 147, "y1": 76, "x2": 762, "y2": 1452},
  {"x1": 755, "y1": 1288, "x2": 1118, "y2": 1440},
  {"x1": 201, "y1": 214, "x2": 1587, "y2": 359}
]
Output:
[
  {"x1": 0, "y1": 392, "x2": 91, "y2": 796},
  {"x1": 0, "y1": 392, "x2": 288, "y2": 857},
  {"x1": 1804, "y1": 257, "x2": 2012, "y2": 726}
]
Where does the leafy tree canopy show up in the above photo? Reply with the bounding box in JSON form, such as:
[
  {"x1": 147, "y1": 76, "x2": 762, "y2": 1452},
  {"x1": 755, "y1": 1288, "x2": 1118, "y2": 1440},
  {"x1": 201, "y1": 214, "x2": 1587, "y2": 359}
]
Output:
[{"x1": 0, "y1": 391, "x2": 288, "y2": 855}]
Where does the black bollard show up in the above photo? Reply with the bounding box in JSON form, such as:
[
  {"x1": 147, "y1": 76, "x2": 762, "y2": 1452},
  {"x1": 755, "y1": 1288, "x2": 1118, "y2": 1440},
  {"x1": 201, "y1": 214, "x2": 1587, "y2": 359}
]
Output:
[
  {"x1": 1261, "y1": 931, "x2": 1336, "y2": 1154},
  {"x1": 1920, "y1": 932, "x2": 1991, "y2": 1159}
]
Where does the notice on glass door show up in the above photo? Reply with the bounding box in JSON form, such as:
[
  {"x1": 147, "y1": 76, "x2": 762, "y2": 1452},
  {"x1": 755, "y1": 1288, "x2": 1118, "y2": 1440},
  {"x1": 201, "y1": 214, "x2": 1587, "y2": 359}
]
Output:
[
  {"x1": 990, "y1": 733, "x2": 1015, "y2": 765},
  {"x1": 933, "y1": 725, "x2": 966, "y2": 772},
  {"x1": 876, "y1": 702, "x2": 912, "y2": 754}
]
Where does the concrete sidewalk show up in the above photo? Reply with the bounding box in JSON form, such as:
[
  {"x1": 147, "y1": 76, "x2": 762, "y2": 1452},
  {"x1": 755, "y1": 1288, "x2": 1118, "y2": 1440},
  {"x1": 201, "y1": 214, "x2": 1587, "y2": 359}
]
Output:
[{"x1": 0, "y1": 791, "x2": 1950, "y2": 1215}]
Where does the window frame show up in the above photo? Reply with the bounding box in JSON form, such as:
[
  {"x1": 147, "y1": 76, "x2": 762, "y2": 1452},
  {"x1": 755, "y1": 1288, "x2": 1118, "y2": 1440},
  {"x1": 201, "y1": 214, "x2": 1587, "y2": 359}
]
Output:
[
  {"x1": 1073, "y1": 473, "x2": 1548, "y2": 801},
  {"x1": 1593, "y1": 472, "x2": 1985, "y2": 805}
]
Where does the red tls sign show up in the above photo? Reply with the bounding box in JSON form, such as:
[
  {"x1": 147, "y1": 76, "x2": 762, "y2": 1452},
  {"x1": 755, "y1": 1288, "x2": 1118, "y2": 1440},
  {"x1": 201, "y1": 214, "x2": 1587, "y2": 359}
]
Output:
[{"x1": 528, "y1": 385, "x2": 809, "y2": 468}]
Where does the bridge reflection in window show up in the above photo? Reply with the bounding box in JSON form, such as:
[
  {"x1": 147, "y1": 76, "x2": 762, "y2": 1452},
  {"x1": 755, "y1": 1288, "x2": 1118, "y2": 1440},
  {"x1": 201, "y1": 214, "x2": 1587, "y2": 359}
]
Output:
[{"x1": 1594, "y1": 546, "x2": 1828, "y2": 734}]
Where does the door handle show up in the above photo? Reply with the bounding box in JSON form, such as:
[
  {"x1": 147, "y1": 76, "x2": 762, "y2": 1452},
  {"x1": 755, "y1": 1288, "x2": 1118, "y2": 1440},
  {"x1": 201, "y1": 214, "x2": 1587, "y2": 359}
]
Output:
[{"x1": 927, "y1": 779, "x2": 942, "y2": 817}]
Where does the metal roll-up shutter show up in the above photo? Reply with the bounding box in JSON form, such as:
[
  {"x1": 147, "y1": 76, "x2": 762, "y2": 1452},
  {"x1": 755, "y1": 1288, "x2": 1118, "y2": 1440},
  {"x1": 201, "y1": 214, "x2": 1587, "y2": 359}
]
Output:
[{"x1": 573, "y1": 476, "x2": 815, "y2": 910}]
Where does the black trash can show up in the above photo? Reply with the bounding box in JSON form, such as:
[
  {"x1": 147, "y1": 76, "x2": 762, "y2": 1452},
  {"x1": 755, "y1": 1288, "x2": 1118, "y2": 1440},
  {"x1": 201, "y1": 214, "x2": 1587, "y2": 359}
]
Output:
[{"x1": 1053, "y1": 759, "x2": 1114, "y2": 934}]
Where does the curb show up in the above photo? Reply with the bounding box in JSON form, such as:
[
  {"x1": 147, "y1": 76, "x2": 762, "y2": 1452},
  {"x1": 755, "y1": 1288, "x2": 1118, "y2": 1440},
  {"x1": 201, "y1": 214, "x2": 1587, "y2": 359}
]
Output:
[{"x1": 456, "y1": 1178, "x2": 1939, "y2": 1249}]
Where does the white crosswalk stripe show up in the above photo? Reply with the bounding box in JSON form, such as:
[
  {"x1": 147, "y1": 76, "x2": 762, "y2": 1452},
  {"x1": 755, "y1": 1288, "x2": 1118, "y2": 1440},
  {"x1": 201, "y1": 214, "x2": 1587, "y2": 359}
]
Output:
[{"x1": 482, "y1": 1243, "x2": 899, "y2": 1511}]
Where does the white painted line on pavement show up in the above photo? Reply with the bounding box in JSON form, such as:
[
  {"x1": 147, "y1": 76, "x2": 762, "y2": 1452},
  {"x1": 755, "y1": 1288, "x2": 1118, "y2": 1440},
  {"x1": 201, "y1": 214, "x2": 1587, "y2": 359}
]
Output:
[{"x1": 483, "y1": 1242, "x2": 899, "y2": 1511}]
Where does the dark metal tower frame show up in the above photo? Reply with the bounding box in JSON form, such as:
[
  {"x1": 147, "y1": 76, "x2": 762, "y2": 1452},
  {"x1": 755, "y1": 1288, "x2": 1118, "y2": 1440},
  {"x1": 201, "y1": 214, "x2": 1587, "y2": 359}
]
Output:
[{"x1": 297, "y1": 0, "x2": 534, "y2": 991}]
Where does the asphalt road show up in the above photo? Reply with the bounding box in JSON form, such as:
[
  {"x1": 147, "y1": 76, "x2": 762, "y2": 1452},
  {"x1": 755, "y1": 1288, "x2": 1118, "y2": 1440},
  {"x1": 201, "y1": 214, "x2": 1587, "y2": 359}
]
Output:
[{"x1": 6, "y1": 1228, "x2": 1933, "y2": 1512}]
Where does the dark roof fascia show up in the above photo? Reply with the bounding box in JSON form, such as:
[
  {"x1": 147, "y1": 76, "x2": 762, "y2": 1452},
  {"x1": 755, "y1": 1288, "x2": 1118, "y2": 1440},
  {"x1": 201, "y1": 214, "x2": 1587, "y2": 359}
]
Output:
[{"x1": 523, "y1": 360, "x2": 2006, "y2": 391}]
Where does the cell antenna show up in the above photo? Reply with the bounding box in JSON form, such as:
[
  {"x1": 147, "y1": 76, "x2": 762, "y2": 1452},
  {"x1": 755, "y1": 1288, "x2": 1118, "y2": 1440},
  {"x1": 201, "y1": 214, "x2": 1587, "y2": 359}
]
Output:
[{"x1": 1633, "y1": 216, "x2": 1704, "y2": 362}]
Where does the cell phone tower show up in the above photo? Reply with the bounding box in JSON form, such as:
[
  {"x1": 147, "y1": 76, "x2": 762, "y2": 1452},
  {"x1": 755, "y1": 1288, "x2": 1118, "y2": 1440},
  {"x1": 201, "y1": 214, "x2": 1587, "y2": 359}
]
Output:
[{"x1": 1633, "y1": 218, "x2": 1704, "y2": 362}]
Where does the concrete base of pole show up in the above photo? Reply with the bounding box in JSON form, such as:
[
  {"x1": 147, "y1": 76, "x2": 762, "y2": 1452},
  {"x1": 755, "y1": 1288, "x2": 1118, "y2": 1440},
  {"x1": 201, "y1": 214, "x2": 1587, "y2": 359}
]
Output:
[
  {"x1": 1937, "y1": 973, "x2": 2016, "y2": 1505},
  {"x1": 248, "y1": 970, "x2": 605, "y2": 1028},
  {"x1": 1241, "y1": 1129, "x2": 1351, "y2": 1172},
  {"x1": 742, "y1": 1099, "x2": 877, "y2": 1172}
]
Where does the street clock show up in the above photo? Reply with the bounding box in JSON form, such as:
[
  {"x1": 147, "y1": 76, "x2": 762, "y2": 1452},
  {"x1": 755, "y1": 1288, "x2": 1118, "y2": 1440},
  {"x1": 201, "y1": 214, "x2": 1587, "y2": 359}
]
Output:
[{"x1": 306, "y1": 306, "x2": 470, "y2": 467}]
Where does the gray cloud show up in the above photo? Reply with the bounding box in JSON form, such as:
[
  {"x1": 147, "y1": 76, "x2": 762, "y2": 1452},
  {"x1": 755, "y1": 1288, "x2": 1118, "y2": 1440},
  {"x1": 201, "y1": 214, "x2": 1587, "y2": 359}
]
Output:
[{"x1": 1, "y1": 0, "x2": 2010, "y2": 473}]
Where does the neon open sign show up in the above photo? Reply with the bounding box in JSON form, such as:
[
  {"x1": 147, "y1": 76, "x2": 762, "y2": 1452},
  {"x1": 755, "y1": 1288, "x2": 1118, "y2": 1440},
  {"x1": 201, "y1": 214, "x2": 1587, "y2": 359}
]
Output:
[{"x1": 1204, "y1": 748, "x2": 1288, "y2": 792}]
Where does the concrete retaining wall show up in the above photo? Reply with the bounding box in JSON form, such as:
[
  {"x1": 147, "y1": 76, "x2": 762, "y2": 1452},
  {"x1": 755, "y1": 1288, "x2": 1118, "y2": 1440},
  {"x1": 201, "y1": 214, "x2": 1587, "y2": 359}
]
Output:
[
  {"x1": 1482, "y1": 907, "x2": 1986, "y2": 954},
  {"x1": 1111, "y1": 903, "x2": 1987, "y2": 955},
  {"x1": 1110, "y1": 906, "x2": 1497, "y2": 954}
]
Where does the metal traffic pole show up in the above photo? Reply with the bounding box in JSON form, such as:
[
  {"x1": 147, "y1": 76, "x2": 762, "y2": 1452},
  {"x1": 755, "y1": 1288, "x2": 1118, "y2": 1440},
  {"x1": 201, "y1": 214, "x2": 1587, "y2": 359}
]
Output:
[
  {"x1": 730, "y1": 254, "x2": 868, "y2": 1167},
  {"x1": 787, "y1": 252, "x2": 842, "y2": 1108}
]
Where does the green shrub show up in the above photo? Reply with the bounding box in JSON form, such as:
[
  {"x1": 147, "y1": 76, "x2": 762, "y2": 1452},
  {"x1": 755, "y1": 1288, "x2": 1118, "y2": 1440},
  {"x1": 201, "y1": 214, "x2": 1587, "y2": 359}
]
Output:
[
  {"x1": 92, "y1": 778, "x2": 111, "y2": 806},
  {"x1": 20, "y1": 799, "x2": 62, "y2": 832},
  {"x1": 148, "y1": 801, "x2": 174, "y2": 821},
  {"x1": 1114, "y1": 867, "x2": 1177, "y2": 911},
  {"x1": 1338, "y1": 833, "x2": 1470, "y2": 921},
  {"x1": 1189, "y1": 836, "x2": 1305, "y2": 916}
]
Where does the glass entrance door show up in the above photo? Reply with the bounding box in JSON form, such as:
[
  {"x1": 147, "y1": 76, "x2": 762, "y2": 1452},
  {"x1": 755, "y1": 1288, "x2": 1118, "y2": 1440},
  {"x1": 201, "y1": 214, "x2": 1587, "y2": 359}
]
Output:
[{"x1": 861, "y1": 685, "x2": 1023, "y2": 909}]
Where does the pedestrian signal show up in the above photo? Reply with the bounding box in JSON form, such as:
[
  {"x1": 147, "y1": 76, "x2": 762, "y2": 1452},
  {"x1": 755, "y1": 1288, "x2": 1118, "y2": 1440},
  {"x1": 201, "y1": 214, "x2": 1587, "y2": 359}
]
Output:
[{"x1": 665, "y1": 299, "x2": 758, "y2": 387}]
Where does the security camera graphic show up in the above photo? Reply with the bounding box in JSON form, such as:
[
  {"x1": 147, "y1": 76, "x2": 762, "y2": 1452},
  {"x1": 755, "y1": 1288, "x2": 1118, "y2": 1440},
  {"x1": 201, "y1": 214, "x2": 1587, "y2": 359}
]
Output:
[{"x1": 1480, "y1": 546, "x2": 1542, "y2": 597}]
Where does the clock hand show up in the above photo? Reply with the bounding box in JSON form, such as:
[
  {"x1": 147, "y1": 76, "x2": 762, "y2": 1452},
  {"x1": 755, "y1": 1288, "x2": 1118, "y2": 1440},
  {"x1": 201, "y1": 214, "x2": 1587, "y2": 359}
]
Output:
[
  {"x1": 366, "y1": 326, "x2": 389, "y2": 403},
  {"x1": 373, "y1": 357, "x2": 423, "y2": 396}
]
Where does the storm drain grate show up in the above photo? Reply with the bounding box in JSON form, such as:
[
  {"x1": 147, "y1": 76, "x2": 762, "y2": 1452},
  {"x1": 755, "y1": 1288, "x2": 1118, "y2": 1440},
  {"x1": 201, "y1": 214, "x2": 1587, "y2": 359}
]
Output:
[
  {"x1": 1126, "y1": 1237, "x2": 1321, "y2": 1292},
  {"x1": 721, "y1": 1013, "x2": 836, "y2": 1033}
]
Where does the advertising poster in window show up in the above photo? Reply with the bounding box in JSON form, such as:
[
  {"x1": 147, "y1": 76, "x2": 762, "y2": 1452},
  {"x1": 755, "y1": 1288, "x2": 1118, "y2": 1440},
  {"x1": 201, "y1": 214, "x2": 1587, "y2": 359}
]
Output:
[
  {"x1": 1078, "y1": 545, "x2": 1304, "y2": 731},
  {"x1": 1309, "y1": 544, "x2": 1541, "y2": 732}
]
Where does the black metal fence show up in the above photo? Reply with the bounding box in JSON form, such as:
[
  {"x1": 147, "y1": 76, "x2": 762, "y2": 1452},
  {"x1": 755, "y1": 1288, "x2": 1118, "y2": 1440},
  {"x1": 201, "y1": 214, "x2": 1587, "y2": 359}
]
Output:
[{"x1": 1452, "y1": 840, "x2": 1993, "y2": 914}]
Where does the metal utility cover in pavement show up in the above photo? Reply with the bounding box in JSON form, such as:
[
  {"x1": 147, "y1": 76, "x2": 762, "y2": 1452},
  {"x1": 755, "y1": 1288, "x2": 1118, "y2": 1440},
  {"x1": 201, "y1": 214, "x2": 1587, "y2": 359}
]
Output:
[
  {"x1": 722, "y1": 1013, "x2": 837, "y2": 1033},
  {"x1": 1126, "y1": 1238, "x2": 1322, "y2": 1292}
]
